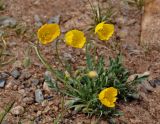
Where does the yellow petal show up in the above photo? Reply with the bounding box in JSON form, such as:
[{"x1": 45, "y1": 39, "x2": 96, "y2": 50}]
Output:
[
  {"x1": 95, "y1": 22, "x2": 114, "y2": 41},
  {"x1": 105, "y1": 87, "x2": 118, "y2": 97},
  {"x1": 101, "y1": 99, "x2": 116, "y2": 108},
  {"x1": 65, "y1": 30, "x2": 86, "y2": 48},
  {"x1": 95, "y1": 22, "x2": 105, "y2": 33},
  {"x1": 98, "y1": 89, "x2": 106, "y2": 100},
  {"x1": 37, "y1": 23, "x2": 60, "y2": 45},
  {"x1": 98, "y1": 87, "x2": 118, "y2": 108},
  {"x1": 108, "y1": 97, "x2": 117, "y2": 103}
]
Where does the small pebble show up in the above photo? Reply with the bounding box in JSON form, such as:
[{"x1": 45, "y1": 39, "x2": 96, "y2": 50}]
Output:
[
  {"x1": 35, "y1": 89, "x2": 44, "y2": 103},
  {"x1": 11, "y1": 69, "x2": 21, "y2": 79},
  {"x1": 140, "y1": 81, "x2": 154, "y2": 93},
  {"x1": 11, "y1": 106, "x2": 24, "y2": 115},
  {"x1": 0, "y1": 72, "x2": 10, "y2": 79},
  {"x1": 149, "y1": 79, "x2": 160, "y2": 87},
  {"x1": 0, "y1": 16, "x2": 17, "y2": 27},
  {"x1": 0, "y1": 79, "x2": 6, "y2": 88}
]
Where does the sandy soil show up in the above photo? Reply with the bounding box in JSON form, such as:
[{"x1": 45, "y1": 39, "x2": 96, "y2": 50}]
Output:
[{"x1": 0, "y1": 0, "x2": 160, "y2": 124}]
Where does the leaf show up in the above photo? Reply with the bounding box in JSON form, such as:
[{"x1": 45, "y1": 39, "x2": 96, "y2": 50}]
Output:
[
  {"x1": 127, "y1": 71, "x2": 150, "y2": 83},
  {"x1": 65, "y1": 98, "x2": 81, "y2": 107},
  {"x1": 44, "y1": 75, "x2": 59, "y2": 90},
  {"x1": 23, "y1": 57, "x2": 31, "y2": 68},
  {"x1": 113, "y1": 110, "x2": 124, "y2": 116},
  {"x1": 74, "y1": 105, "x2": 86, "y2": 112},
  {"x1": 86, "y1": 43, "x2": 93, "y2": 70}
]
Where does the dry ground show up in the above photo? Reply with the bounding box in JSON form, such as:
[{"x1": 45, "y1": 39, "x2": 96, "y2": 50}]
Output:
[{"x1": 0, "y1": 0, "x2": 160, "y2": 124}]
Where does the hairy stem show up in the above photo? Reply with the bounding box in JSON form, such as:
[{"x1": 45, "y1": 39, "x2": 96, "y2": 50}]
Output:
[
  {"x1": 32, "y1": 44, "x2": 66, "y2": 83},
  {"x1": 55, "y1": 40, "x2": 64, "y2": 68}
]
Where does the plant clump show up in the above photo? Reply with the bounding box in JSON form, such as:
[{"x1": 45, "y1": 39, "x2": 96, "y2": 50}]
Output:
[{"x1": 32, "y1": 1, "x2": 147, "y2": 120}]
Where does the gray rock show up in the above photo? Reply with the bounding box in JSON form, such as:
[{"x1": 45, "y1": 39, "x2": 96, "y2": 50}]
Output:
[
  {"x1": 149, "y1": 79, "x2": 160, "y2": 88},
  {"x1": 0, "y1": 79, "x2": 6, "y2": 88},
  {"x1": 140, "y1": 81, "x2": 154, "y2": 93},
  {"x1": 154, "y1": 80, "x2": 160, "y2": 85},
  {"x1": 35, "y1": 89, "x2": 44, "y2": 103},
  {"x1": 0, "y1": 72, "x2": 9, "y2": 79},
  {"x1": 63, "y1": 53, "x2": 72, "y2": 61},
  {"x1": 11, "y1": 69, "x2": 21, "y2": 79},
  {"x1": 0, "y1": 16, "x2": 16, "y2": 27},
  {"x1": 11, "y1": 106, "x2": 24, "y2": 115}
]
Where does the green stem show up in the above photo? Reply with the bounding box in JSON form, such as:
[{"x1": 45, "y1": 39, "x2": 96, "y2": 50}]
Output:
[
  {"x1": 0, "y1": 101, "x2": 15, "y2": 124},
  {"x1": 55, "y1": 40, "x2": 64, "y2": 68},
  {"x1": 32, "y1": 44, "x2": 66, "y2": 83},
  {"x1": 87, "y1": 0, "x2": 97, "y2": 22}
]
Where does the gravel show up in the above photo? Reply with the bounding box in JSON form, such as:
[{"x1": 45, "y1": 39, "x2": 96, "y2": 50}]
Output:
[
  {"x1": 11, "y1": 106, "x2": 25, "y2": 115},
  {"x1": 23, "y1": 97, "x2": 34, "y2": 105},
  {"x1": 0, "y1": 16, "x2": 16, "y2": 27},
  {"x1": 11, "y1": 69, "x2": 21, "y2": 79},
  {"x1": 21, "y1": 71, "x2": 32, "y2": 80},
  {"x1": 0, "y1": 72, "x2": 10, "y2": 79},
  {"x1": 35, "y1": 89, "x2": 44, "y2": 103},
  {"x1": 0, "y1": 79, "x2": 6, "y2": 88}
]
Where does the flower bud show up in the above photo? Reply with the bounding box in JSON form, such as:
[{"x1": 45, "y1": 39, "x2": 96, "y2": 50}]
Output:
[
  {"x1": 65, "y1": 71, "x2": 70, "y2": 78},
  {"x1": 87, "y1": 71, "x2": 98, "y2": 78}
]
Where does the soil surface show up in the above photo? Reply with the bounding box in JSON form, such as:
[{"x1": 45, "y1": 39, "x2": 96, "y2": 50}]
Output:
[
  {"x1": 0, "y1": 0, "x2": 160, "y2": 124},
  {"x1": 141, "y1": 0, "x2": 160, "y2": 49}
]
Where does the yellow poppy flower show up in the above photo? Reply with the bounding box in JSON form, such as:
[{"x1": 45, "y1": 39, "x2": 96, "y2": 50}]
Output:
[
  {"x1": 95, "y1": 22, "x2": 114, "y2": 41},
  {"x1": 98, "y1": 87, "x2": 118, "y2": 108},
  {"x1": 37, "y1": 24, "x2": 60, "y2": 45},
  {"x1": 65, "y1": 30, "x2": 86, "y2": 48}
]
